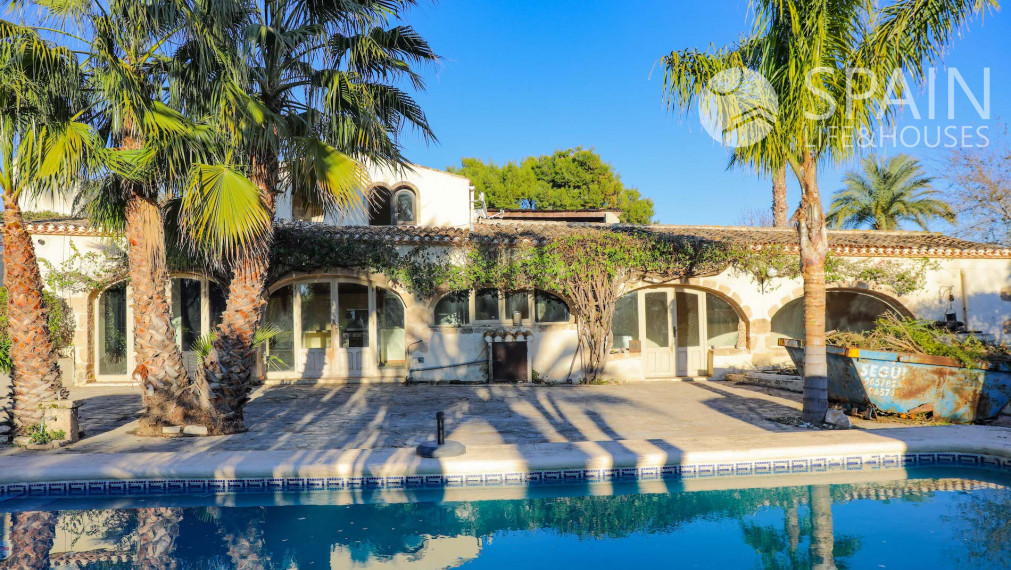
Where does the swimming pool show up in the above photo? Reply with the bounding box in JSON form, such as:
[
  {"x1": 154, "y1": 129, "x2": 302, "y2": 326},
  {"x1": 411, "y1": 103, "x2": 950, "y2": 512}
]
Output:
[{"x1": 2, "y1": 467, "x2": 1009, "y2": 568}]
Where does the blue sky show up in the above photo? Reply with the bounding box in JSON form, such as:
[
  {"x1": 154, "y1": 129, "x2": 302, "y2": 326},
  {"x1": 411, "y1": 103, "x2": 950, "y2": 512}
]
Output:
[{"x1": 399, "y1": 0, "x2": 1011, "y2": 228}]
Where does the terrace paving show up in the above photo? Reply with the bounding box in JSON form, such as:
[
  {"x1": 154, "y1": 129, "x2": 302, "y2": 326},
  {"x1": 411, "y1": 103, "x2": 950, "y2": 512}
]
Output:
[
  {"x1": 3, "y1": 381, "x2": 1010, "y2": 491},
  {"x1": 8, "y1": 380, "x2": 917, "y2": 455}
]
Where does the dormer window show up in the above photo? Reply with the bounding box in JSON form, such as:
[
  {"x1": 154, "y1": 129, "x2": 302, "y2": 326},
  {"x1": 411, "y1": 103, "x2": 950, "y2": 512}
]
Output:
[
  {"x1": 369, "y1": 185, "x2": 418, "y2": 226},
  {"x1": 393, "y1": 188, "x2": 416, "y2": 225}
]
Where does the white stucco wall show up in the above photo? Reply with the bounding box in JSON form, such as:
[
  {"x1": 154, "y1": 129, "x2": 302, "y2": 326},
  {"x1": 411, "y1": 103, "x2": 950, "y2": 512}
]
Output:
[
  {"x1": 15, "y1": 218, "x2": 1011, "y2": 386},
  {"x1": 275, "y1": 163, "x2": 473, "y2": 229},
  {"x1": 18, "y1": 192, "x2": 78, "y2": 216}
]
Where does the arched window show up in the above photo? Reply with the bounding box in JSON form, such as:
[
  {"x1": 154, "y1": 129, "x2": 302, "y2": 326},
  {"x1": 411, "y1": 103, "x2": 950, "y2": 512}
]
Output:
[
  {"x1": 368, "y1": 186, "x2": 393, "y2": 226},
  {"x1": 535, "y1": 290, "x2": 570, "y2": 323},
  {"x1": 393, "y1": 188, "x2": 417, "y2": 225},
  {"x1": 96, "y1": 276, "x2": 227, "y2": 380},
  {"x1": 433, "y1": 289, "x2": 571, "y2": 326},
  {"x1": 170, "y1": 276, "x2": 230, "y2": 372},
  {"x1": 772, "y1": 290, "x2": 902, "y2": 340},
  {"x1": 705, "y1": 293, "x2": 741, "y2": 347},
  {"x1": 474, "y1": 288, "x2": 500, "y2": 321},
  {"x1": 98, "y1": 284, "x2": 128, "y2": 375},
  {"x1": 434, "y1": 291, "x2": 470, "y2": 326},
  {"x1": 263, "y1": 280, "x2": 407, "y2": 375}
]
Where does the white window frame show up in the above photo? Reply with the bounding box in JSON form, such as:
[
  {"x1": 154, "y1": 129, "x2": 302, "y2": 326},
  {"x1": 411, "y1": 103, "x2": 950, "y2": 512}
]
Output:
[
  {"x1": 94, "y1": 274, "x2": 222, "y2": 383},
  {"x1": 432, "y1": 289, "x2": 573, "y2": 327},
  {"x1": 391, "y1": 187, "x2": 418, "y2": 225}
]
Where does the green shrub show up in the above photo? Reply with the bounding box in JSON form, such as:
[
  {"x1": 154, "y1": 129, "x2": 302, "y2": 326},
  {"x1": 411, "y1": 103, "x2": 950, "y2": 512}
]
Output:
[
  {"x1": 26, "y1": 423, "x2": 67, "y2": 445},
  {"x1": 828, "y1": 313, "x2": 1010, "y2": 368}
]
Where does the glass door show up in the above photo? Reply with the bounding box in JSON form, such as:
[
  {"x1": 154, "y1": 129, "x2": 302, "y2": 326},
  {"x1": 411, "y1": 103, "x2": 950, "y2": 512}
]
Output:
[
  {"x1": 298, "y1": 281, "x2": 333, "y2": 378},
  {"x1": 675, "y1": 290, "x2": 708, "y2": 376},
  {"x1": 335, "y1": 282, "x2": 369, "y2": 376},
  {"x1": 642, "y1": 291, "x2": 675, "y2": 377},
  {"x1": 171, "y1": 277, "x2": 203, "y2": 373},
  {"x1": 97, "y1": 284, "x2": 131, "y2": 379}
]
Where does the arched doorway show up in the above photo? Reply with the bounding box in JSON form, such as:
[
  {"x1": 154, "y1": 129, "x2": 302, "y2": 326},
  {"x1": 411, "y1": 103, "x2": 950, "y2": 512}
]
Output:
[
  {"x1": 612, "y1": 287, "x2": 745, "y2": 377},
  {"x1": 94, "y1": 275, "x2": 226, "y2": 382},
  {"x1": 263, "y1": 278, "x2": 407, "y2": 380}
]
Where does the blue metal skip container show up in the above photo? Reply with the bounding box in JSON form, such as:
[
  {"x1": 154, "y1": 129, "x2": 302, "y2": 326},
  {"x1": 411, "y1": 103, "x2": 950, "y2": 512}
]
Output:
[{"x1": 780, "y1": 339, "x2": 1011, "y2": 422}]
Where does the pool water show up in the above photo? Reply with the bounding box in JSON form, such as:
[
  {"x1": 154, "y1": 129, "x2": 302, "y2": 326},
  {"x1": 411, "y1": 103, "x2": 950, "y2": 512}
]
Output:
[{"x1": 2, "y1": 469, "x2": 1009, "y2": 569}]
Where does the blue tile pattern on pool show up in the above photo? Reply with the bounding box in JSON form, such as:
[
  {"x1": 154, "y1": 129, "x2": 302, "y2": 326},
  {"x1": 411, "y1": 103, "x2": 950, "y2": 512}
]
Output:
[{"x1": 4, "y1": 451, "x2": 1009, "y2": 499}]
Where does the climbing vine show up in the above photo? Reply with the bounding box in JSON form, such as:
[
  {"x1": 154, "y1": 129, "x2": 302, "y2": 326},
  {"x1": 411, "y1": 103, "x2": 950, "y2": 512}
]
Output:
[
  {"x1": 727, "y1": 245, "x2": 935, "y2": 296},
  {"x1": 824, "y1": 257, "x2": 937, "y2": 296},
  {"x1": 178, "y1": 222, "x2": 938, "y2": 383},
  {"x1": 39, "y1": 242, "x2": 128, "y2": 295},
  {"x1": 265, "y1": 223, "x2": 733, "y2": 381},
  {"x1": 726, "y1": 245, "x2": 801, "y2": 290}
]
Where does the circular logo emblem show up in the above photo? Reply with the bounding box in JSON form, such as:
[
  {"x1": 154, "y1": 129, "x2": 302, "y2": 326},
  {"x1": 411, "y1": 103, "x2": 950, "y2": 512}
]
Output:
[{"x1": 699, "y1": 68, "x2": 779, "y2": 148}]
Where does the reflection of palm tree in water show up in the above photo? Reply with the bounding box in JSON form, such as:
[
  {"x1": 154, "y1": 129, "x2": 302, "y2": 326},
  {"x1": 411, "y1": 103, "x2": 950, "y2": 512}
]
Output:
[
  {"x1": 809, "y1": 485, "x2": 836, "y2": 570},
  {"x1": 2, "y1": 511, "x2": 57, "y2": 570},
  {"x1": 135, "y1": 508, "x2": 182, "y2": 570},
  {"x1": 740, "y1": 486, "x2": 860, "y2": 569}
]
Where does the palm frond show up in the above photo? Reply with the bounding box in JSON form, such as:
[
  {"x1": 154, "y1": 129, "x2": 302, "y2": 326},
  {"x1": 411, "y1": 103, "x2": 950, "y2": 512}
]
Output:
[
  {"x1": 179, "y1": 163, "x2": 272, "y2": 262},
  {"x1": 288, "y1": 136, "x2": 368, "y2": 218},
  {"x1": 827, "y1": 154, "x2": 955, "y2": 230}
]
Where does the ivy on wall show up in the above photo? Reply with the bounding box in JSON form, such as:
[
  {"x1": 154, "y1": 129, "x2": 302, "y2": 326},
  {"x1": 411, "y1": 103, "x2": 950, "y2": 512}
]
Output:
[
  {"x1": 265, "y1": 224, "x2": 733, "y2": 381},
  {"x1": 824, "y1": 257, "x2": 937, "y2": 296},
  {"x1": 727, "y1": 245, "x2": 935, "y2": 296},
  {"x1": 39, "y1": 242, "x2": 129, "y2": 295},
  {"x1": 256, "y1": 223, "x2": 938, "y2": 382}
]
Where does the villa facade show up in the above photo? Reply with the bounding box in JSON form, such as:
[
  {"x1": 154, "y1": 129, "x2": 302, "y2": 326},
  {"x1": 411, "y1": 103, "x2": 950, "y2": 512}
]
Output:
[{"x1": 14, "y1": 163, "x2": 1011, "y2": 386}]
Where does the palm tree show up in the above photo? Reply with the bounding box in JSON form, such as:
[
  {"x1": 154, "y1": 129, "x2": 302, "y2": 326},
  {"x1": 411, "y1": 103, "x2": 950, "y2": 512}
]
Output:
[
  {"x1": 213, "y1": 506, "x2": 270, "y2": 569},
  {"x1": 772, "y1": 165, "x2": 789, "y2": 227},
  {"x1": 663, "y1": 0, "x2": 996, "y2": 423},
  {"x1": 26, "y1": 0, "x2": 271, "y2": 432},
  {"x1": 194, "y1": 0, "x2": 437, "y2": 431},
  {"x1": 827, "y1": 155, "x2": 955, "y2": 230},
  {"x1": 0, "y1": 21, "x2": 97, "y2": 434}
]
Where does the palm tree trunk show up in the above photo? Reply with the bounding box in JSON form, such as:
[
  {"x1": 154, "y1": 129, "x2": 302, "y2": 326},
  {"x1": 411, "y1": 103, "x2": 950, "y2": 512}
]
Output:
[
  {"x1": 126, "y1": 190, "x2": 213, "y2": 432},
  {"x1": 203, "y1": 154, "x2": 278, "y2": 430},
  {"x1": 2, "y1": 511, "x2": 57, "y2": 570},
  {"x1": 809, "y1": 485, "x2": 837, "y2": 570},
  {"x1": 772, "y1": 165, "x2": 789, "y2": 227},
  {"x1": 135, "y1": 507, "x2": 182, "y2": 570},
  {"x1": 786, "y1": 501, "x2": 800, "y2": 553},
  {"x1": 798, "y1": 155, "x2": 829, "y2": 424},
  {"x1": 1, "y1": 193, "x2": 68, "y2": 434}
]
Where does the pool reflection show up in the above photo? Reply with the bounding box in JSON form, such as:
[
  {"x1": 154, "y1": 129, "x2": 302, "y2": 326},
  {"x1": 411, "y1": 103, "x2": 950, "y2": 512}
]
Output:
[{"x1": 1, "y1": 475, "x2": 1008, "y2": 569}]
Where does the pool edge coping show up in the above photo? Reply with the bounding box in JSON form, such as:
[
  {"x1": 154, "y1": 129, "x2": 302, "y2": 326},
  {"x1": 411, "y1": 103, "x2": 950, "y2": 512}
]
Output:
[{"x1": 3, "y1": 425, "x2": 1010, "y2": 498}]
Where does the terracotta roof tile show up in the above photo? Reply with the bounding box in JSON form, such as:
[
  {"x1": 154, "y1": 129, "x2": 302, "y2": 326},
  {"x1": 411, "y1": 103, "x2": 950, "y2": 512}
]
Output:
[
  {"x1": 472, "y1": 220, "x2": 1011, "y2": 258},
  {"x1": 21, "y1": 218, "x2": 1011, "y2": 258}
]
